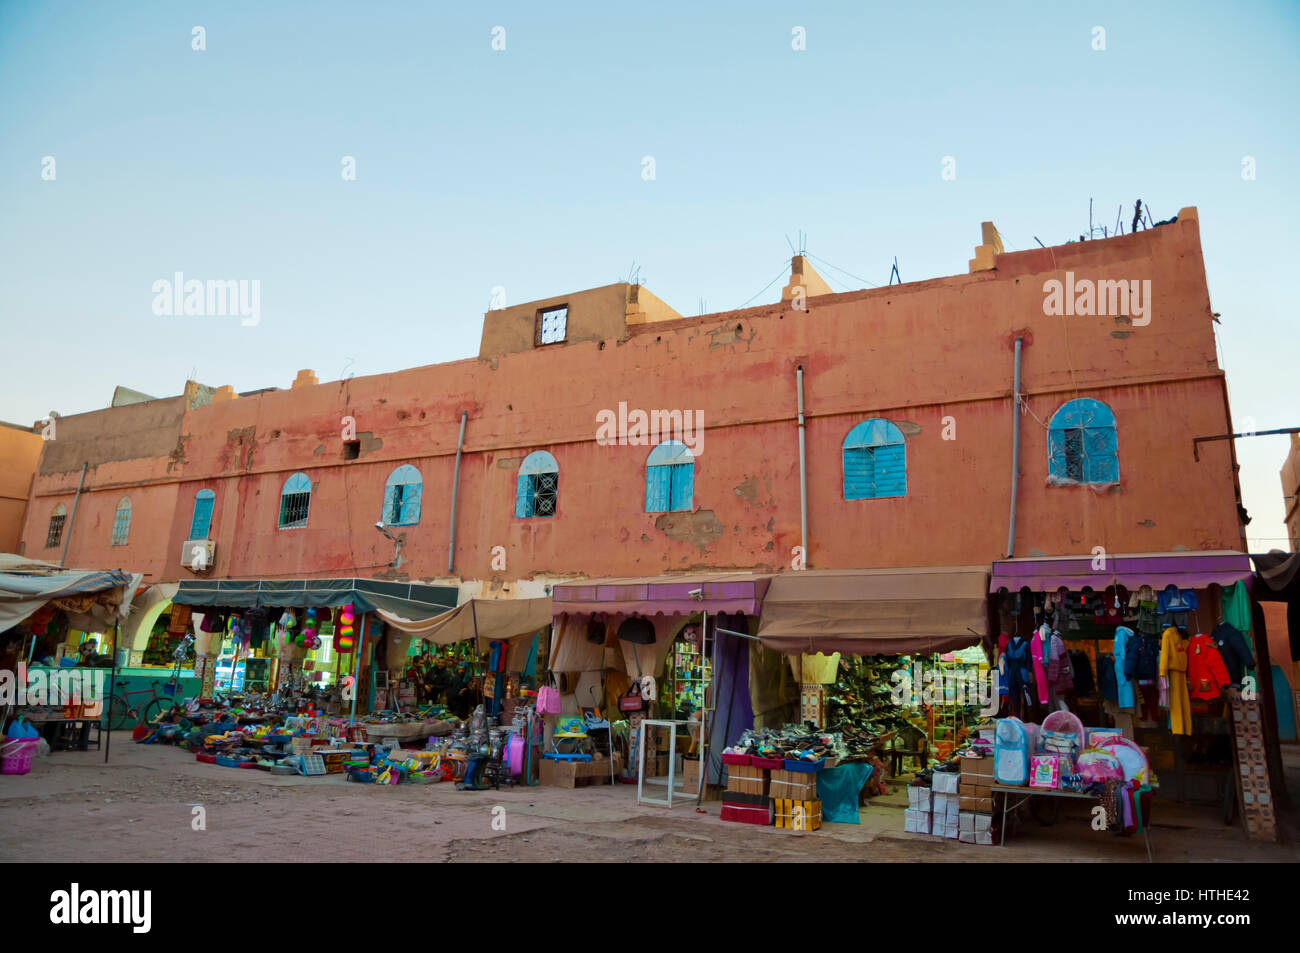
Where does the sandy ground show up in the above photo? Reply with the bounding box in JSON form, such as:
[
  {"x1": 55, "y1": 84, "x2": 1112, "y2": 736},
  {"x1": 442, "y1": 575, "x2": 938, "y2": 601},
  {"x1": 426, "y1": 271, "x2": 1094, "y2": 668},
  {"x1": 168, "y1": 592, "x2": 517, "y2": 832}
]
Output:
[{"x1": 2, "y1": 735, "x2": 1299, "y2": 863}]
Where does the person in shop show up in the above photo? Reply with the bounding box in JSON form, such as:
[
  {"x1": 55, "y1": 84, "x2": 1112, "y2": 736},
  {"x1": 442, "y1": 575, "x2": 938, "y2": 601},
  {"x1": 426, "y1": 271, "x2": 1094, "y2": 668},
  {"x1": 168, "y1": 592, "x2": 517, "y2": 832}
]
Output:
[{"x1": 448, "y1": 662, "x2": 474, "y2": 719}]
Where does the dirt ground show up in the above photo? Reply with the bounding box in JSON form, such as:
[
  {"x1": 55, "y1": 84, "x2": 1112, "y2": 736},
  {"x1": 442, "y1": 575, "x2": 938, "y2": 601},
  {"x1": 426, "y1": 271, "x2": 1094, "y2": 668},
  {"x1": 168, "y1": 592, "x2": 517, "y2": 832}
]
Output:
[{"x1": 3, "y1": 735, "x2": 1299, "y2": 863}]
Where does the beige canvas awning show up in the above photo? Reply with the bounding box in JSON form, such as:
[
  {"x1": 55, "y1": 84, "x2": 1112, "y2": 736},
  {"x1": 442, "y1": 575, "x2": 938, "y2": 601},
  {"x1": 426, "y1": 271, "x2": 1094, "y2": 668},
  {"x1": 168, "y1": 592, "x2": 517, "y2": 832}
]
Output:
[
  {"x1": 755, "y1": 566, "x2": 991, "y2": 655},
  {"x1": 375, "y1": 596, "x2": 551, "y2": 648}
]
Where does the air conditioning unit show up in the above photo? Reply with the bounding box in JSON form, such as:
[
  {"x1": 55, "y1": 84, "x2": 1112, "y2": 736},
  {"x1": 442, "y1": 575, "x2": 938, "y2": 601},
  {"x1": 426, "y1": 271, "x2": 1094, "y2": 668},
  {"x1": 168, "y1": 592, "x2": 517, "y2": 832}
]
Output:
[{"x1": 181, "y1": 539, "x2": 216, "y2": 572}]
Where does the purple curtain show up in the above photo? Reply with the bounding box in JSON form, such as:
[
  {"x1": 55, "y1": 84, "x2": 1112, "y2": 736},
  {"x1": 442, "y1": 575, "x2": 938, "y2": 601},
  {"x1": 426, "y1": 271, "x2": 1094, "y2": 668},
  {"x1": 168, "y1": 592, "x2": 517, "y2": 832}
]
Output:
[{"x1": 706, "y1": 612, "x2": 754, "y2": 785}]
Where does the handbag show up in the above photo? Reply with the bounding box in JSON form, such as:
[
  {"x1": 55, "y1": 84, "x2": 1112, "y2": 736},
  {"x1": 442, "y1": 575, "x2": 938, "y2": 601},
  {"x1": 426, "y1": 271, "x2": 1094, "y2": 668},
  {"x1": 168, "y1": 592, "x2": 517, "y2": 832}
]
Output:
[
  {"x1": 619, "y1": 682, "x2": 645, "y2": 712},
  {"x1": 537, "y1": 686, "x2": 561, "y2": 715}
]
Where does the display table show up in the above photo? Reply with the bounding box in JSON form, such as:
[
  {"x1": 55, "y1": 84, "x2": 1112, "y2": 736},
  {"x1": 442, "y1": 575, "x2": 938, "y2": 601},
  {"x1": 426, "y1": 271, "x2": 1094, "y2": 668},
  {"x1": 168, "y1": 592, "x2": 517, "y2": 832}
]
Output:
[
  {"x1": 637, "y1": 719, "x2": 689, "y2": 808},
  {"x1": 991, "y1": 784, "x2": 1154, "y2": 861},
  {"x1": 24, "y1": 715, "x2": 101, "y2": 752}
]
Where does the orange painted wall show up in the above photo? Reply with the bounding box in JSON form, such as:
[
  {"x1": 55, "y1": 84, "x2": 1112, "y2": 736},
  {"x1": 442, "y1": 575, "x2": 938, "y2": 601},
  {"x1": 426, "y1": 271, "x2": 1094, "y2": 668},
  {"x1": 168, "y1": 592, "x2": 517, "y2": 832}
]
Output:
[
  {"x1": 18, "y1": 212, "x2": 1244, "y2": 586},
  {"x1": 0, "y1": 424, "x2": 42, "y2": 553}
]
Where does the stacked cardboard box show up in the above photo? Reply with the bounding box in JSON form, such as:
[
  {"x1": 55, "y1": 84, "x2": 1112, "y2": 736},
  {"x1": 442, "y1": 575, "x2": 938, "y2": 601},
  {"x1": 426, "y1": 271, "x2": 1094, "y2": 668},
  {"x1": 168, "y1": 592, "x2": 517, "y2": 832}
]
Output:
[
  {"x1": 774, "y1": 798, "x2": 822, "y2": 831},
  {"x1": 904, "y1": 784, "x2": 932, "y2": 834},
  {"x1": 723, "y1": 759, "x2": 773, "y2": 825},
  {"x1": 958, "y1": 755, "x2": 994, "y2": 811},
  {"x1": 930, "y1": 772, "x2": 960, "y2": 838},
  {"x1": 1228, "y1": 688, "x2": 1278, "y2": 842},
  {"x1": 958, "y1": 810, "x2": 995, "y2": 845},
  {"x1": 769, "y1": 768, "x2": 818, "y2": 802}
]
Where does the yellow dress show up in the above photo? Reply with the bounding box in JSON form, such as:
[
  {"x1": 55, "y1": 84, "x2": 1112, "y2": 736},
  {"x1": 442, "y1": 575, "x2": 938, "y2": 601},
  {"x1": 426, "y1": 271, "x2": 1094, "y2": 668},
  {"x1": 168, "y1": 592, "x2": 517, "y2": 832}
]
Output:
[{"x1": 1159, "y1": 626, "x2": 1191, "y2": 736}]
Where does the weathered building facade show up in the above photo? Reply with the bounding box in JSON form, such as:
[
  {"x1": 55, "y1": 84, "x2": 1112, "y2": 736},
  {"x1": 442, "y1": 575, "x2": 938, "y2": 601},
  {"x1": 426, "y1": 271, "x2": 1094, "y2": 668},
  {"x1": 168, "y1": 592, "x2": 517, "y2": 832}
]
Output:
[{"x1": 16, "y1": 208, "x2": 1245, "y2": 599}]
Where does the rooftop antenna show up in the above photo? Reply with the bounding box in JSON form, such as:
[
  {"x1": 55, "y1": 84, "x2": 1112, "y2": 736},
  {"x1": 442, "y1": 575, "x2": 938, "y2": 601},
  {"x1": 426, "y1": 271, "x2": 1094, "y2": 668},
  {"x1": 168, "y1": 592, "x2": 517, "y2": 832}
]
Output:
[
  {"x1": 785, "y1": 234, "x2": 797, "y2": 255},
  {"x1": 888, "y1": 257, "x2": 901, "y2": 285},
  {"x1": 627, "y1": 262, "x2": 641, "y2": 286}
]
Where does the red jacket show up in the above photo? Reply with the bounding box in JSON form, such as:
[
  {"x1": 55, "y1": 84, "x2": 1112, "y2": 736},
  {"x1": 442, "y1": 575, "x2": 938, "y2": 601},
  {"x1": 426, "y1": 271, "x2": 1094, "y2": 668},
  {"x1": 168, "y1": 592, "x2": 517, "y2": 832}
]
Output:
[{"x1": 1187, "y1": 634, "x2": 1230, "y2": 700}]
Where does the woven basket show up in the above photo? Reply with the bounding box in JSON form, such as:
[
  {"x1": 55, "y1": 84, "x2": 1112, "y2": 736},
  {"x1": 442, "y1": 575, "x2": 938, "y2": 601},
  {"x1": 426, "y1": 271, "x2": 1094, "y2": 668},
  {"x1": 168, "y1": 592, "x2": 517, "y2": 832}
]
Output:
[{"x1": 1, "y1": 738, "x2": 38, "y2": 775}]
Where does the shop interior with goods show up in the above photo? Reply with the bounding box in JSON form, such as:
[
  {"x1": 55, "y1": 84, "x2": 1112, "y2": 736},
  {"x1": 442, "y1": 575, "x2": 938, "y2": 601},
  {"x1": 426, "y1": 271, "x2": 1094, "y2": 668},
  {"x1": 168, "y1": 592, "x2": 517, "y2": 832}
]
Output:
[
  {"x1": 890, "y1": 578, "x2": 1276, "y2": 849},
  {"x1": 713, "y1": 645, "x2": 993, "y2": 831},
  {"x1": 101, "y1": 601, "x2": 556, "y2": 789}
]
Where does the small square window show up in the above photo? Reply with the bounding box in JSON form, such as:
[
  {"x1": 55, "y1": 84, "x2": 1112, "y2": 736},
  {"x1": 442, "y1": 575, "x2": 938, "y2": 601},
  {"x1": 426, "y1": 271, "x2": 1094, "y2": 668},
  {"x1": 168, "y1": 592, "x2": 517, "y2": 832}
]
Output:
[
  {"x1": 538, "y1": 306, "x2": 568, "y2": 345},
  {"x1": 343, "y1": 440, "x2": 361, "y2": 460}
]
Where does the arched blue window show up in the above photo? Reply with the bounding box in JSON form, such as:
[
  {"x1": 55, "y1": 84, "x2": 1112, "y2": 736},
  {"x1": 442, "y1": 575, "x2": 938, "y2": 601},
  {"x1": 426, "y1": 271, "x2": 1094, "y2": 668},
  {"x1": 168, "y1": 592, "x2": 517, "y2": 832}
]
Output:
[
  {"x1": 278, "y1": 472, "x2": 312, "y2": 529},
  {"x1": 111, "y1": 497, "x2": 132, "y2": 546},
  {"x1": 1048, "y1": 398, "x2": 1119, "y2": 485},
  {"x1": 842, "y1": 419, "x2": 907, "y2": 500},
  {"x1": 382, "y1": 464, "x2": 423, "y2": 526},
  {"x1": 515, "y1": 451, "x2": 558, "y2": 518},
  {"x1": 189, "y1": 489, "x2": 215, "y2": 539},
  {"x1": 645, "y1": 441, "x2": 694, "y2": 513}
]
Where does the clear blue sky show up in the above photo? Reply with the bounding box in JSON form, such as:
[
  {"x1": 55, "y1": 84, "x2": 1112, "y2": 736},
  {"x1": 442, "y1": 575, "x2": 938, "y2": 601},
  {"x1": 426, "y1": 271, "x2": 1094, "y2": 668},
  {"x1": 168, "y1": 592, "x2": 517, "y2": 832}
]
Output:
[{"x1": 1, "y1": 0, "x2": 1297, "y2": 550}]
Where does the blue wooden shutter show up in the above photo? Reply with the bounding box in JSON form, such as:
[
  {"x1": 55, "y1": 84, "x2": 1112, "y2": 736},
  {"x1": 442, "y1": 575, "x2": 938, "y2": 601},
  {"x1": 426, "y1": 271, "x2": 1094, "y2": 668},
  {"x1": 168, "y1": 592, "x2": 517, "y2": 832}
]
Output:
[
  {"x1": 872, "y1": 443, "x2": 907, "y2": 497},
  {"x1": 515, "y1": 473, "x2": 533, "y2": 518},
  {"x1": 382, "y1": 484, "x2": 400, "y2": 524},
  {"x1": 190, "y1": 495, "x2": 214, "y2": 538},
  {"x1": 399, "y1": 483, "x2": 422, "y2": 524},
  {"x1": 1047, "y1": 429, "x2": 1069, "y2": 481},
  {"x1": 645, "y1": 466, "x2": 671, "y2": 512},
  {"x1": 1084, "y1": 427, "x2": 1119, "y2": 484},
  {"x1": 843, "y1": 447, "x2": 875, "y2": 500},
  {"x1": 669, "y1": 462, "x2": 694, "y2": 511}
]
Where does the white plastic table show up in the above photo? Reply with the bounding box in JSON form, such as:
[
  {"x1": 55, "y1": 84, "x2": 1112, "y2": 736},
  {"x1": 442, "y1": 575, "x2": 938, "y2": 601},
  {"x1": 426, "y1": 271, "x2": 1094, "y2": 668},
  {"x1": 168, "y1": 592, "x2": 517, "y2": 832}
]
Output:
[
  {"x1": 991, "y1": 783, "x2": 1154, "y2": 862},
  {"x1": 637, "y1": 719, "x2": 689, "y2": 807}
]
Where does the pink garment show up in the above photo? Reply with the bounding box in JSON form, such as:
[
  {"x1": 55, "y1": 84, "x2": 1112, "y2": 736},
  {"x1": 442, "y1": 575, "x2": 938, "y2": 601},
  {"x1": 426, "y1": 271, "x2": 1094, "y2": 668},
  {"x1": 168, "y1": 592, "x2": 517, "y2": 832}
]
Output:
[
  {"x1": 1049, "y1": 634, "x2": 1073, "y2": 692},
  {"x1": 1029, "y1": 626, "x2": 1051, "y2": 704}
]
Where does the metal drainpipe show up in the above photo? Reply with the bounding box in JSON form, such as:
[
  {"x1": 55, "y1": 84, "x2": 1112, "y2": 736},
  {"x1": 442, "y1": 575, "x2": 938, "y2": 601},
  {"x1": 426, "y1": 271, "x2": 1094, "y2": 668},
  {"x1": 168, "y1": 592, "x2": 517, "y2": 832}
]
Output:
[
  {"x1": 447, "y1": 411, "x2": 468, "y2": 573},
  {"x1": 1007, "y1": 338, "x2": 1023, "y2": 558},
  {"x1": 796, "y1": 366, "x2": 809, "y2": 569},
  {"x1": 59, "y1": 461, "x2": 88, "y2": 568}
]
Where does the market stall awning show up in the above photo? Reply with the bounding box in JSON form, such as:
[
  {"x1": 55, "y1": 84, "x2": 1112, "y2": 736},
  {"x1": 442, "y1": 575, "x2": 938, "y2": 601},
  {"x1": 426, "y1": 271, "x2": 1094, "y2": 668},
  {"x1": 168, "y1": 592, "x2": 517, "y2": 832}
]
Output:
[
  {"x1": 551, "y1": 572, "x2": 772, "y2": 617},
  {"x1": 989, "y1": 551, "x2": 1253, "y2": 594},
  {"x1": 173, "y1": 577, "x2": 459, "y2": 617},
  {"x1": 754, "y1": 566, "x2": 991, "y2": 655},
  {"x1": 0, "y1": 554, "x2": 140, "y2": 635},
  {"x1": 375, "y1": 596, "x2": 551, "y2": 646}
]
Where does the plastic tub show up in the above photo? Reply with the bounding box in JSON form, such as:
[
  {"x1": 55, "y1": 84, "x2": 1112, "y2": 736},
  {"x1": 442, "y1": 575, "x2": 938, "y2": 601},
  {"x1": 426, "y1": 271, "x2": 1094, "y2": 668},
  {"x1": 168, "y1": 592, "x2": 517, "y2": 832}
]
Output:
[
  {"x1": 1, "y1": 738, "x2": 38, "y2": 775},
  {"x1": 721, "y1": 752, "x2": 752, "y2": 766},
  {"x1": 751, "y1": 756, "x2": 783, "y2": 770},
  {"x1": 782, "y1": 758, "x2": 824, "y2": 774}
]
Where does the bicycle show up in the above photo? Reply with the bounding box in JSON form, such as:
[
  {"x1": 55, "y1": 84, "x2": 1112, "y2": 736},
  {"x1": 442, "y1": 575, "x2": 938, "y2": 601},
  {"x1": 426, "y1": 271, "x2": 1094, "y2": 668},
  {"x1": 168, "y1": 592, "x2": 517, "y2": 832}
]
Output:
[{"x1": 106, "y1": 679, "x2": 181, "y2": 732}]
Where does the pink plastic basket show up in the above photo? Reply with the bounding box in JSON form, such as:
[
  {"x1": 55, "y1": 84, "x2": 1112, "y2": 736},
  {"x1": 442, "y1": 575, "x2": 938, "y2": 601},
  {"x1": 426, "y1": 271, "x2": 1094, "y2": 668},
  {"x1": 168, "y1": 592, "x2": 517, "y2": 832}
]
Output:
[{"x1": 1, "y1": 738, "x2": 38, "y2": 775}]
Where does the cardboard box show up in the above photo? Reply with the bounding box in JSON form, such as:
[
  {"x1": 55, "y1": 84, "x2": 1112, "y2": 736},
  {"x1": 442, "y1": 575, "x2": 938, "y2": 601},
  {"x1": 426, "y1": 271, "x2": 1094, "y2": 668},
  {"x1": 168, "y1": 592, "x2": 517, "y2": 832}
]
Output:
[
  {"x1": 903, "y1": 808, "x2": 932, "y2": 834},
  {"x1": 540, "y1": 754, "x2": 622, "y2": 788},
  {"x1": 770, "y1": 769, "x2": 818, "y2": 801},
  {"x1": 908, "y1": 786, "x2": 933, "y2": 812},
  {"x1": 959, "y1": 756, "x2": 994, "y2": 780},
  {"x1": 938, "y1": 821, "x2": 959, "y2": 839},
  {"x1": 960, "y1": 795, "x2": 994, "y2": 812},
  {"x1": 959, "y1": 830, "x2": 994, "y2": 845},
  {"x1": 932, "y1": 771, "x2": 959, "y2": 794},
  {"x1": 682, "y1": 757, "x2": 703, "y2": 787},
  {"x1": 958, "y1": 811, "x2": 993, "y2": 833},
  {"x1": 726, "y1": 763, "x2": 770, "y2": 797},
  {"x1": 958, "y1": 780, "x2": 992, "y2": 797},
  {"x1": 774, "y1": 798, "x2": 822, "y2": 831}
]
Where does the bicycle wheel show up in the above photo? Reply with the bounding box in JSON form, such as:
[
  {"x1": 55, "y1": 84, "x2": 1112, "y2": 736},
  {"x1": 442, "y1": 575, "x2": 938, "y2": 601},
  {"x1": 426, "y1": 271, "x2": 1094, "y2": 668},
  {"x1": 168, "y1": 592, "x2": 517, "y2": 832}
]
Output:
[
  {"x1": 139, "y1": 697, "x2": 171, "y2": 730},
  {"x1": 107, "y1": 697, "x2": 136, "y2": 732}
]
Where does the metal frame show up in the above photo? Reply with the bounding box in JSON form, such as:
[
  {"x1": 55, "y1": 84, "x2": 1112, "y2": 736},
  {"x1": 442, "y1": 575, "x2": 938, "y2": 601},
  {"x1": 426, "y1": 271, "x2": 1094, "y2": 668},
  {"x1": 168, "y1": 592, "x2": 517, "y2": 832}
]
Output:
[
  {"x1": 991, "y1": 783, "x2": 1153, "y2": 862},
  {"x1": 637, "y1": 719, "x2": 689, "y2": 807}
]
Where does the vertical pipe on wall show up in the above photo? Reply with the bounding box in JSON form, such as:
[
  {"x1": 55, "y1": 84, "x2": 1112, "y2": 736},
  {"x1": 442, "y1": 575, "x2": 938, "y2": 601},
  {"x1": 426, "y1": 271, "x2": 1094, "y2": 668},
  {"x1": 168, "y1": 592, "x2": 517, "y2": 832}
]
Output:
[
  {"x1": 448, "y1": 411, "x2": 468, "y2": 573},
  {"x1": 1007, "y1": 338, "x2": 1023, "y2": 558},
  {"x1": 59, "y1": 461, "x2": 88, "y2": 568},
  {"x1": 796, "y1": 366, "x2": 809, "y2": 569}
]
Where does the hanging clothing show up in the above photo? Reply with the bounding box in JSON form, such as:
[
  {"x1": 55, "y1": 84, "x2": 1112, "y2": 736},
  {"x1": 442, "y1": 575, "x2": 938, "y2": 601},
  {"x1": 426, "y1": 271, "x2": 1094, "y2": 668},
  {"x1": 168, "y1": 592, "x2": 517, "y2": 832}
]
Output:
[
  {"x1": 1159, "y1": 626, "x2": 1191, "y2": 736},
  {"x1": 1187, "y1": 634, "x2": 1230, "y2": 701},
  {"x1": 1221, "y1": 580, "x2": 1252, "y2": 636},
  {"x1": 1049, "y1": 634, "x2": 1073, "y2": 693},
  {"x1": 1111, "y1": 627, "x2": 1137, "y2": 709},
  {"x1": 1124, "y1": 632, "x2": 1160, "y2": 682},
  {"x1": 1003, "y1": 637, "x2": 1032, "y2": 706},
  {"x1": 1210, "y1": 622, "x2": 1256, "y2": 685},
  {"x1": 1030, "y1": 626, "x2": 1052, "y2": 704},
  {"x1": 1096, "y1": 654, "x2": 1118, "y2": 702}
]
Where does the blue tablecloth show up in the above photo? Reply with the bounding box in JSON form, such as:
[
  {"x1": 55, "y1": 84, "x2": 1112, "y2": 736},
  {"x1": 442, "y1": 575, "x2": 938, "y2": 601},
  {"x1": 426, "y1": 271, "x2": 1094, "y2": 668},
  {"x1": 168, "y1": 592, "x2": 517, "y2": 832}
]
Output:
[{"x1": 817, "y1": 762, "x2": 874, "y2": 824}]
